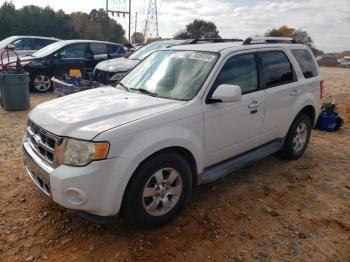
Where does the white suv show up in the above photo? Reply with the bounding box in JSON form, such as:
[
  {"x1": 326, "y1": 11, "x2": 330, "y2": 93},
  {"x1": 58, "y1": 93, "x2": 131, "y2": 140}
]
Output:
[{"x1": 23, "y1": 37, "x2": 323, "y2": 228}]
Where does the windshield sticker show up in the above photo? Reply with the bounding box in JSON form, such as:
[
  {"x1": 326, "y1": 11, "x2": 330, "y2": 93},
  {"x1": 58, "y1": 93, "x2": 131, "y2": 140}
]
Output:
[{"x1": 189, "y1": 53, "x2": 215, "y2": 62}]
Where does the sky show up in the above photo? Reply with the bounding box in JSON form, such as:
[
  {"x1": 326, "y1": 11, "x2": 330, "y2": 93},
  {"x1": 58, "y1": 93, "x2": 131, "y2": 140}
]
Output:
[{"x1": 8, "y1": 0, "x2": 350, "y2": 52}]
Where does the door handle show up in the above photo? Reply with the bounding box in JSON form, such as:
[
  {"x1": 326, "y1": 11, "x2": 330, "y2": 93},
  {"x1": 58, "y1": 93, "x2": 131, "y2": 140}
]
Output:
[
  {"x1": 248, "y1": 101, "x2": 261, "y2": 109},
  {"x1": 290, "y1": 89, "x2": 300, "y2": 96}
]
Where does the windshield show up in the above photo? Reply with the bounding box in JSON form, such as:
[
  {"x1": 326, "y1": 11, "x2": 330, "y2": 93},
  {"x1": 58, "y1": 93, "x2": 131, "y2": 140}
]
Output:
[
  {"x1": 129, "y1": 41, "x2": 179, "y2": 61},
  {"x1": 120, "y1": 50, "x2": 218, "y2": 100},
  {"x1": 0, "y1": 36, "x2": 18, "y2": 49},
  {"x1": 31, "y1": 41, "x2": 64, "y2": 57}
]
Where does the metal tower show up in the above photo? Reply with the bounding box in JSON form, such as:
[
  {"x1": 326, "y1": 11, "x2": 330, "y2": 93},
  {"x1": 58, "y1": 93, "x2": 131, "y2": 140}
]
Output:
[{"x1": 144, "y1": 0, "x2": 159, "y2": 40}]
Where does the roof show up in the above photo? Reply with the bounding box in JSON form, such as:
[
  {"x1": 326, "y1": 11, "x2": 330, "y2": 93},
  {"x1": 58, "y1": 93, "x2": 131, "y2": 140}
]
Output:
[
  {"x1": 59, "y1": 39, "x2": 123, "y2": 46},
  {"x1": 168, "y1": 42, "x2": 307, "y2": 53},
  {"x1": 9, "y1": 35, "x2": 61, "y2": 40}
]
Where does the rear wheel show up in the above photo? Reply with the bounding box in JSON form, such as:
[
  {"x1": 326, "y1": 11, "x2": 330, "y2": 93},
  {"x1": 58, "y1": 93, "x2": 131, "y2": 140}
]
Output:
[
  {"x1": 32, "y1": 74, "x2": 52, "y2": 92},
  {"x1": 279, "y1": 114, "x2": 312, "y2": 160},
  {"x1": 122, "y1": 152, "x2": 192, "y2": 228}
]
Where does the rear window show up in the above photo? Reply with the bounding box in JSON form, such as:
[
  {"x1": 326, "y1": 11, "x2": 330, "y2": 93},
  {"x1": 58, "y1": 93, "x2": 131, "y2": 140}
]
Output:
[
  {"x1": 291, "y1": 49, "x2": 318, "y2": 79},
  {"x1": 261, "y1": 51, "x2": 295, "y2": 88}
]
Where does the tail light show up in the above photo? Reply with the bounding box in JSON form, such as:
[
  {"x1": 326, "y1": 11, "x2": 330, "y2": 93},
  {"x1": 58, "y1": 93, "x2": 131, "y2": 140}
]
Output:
[{"x1": 320, "y1": 80, "x2": 325, "y2": 99}]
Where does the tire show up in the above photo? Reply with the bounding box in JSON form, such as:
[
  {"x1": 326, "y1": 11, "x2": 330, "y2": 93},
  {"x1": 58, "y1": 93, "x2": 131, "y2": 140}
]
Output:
[
  {"x1": 279, "y1": 113, "x2": 312, "y2": 160},
  {"x1": 31, "y1": 74, "x2": 52, "y2": 93},
  {"x1": 122, "y1": 152, "x2": 192, "y2": 228}
]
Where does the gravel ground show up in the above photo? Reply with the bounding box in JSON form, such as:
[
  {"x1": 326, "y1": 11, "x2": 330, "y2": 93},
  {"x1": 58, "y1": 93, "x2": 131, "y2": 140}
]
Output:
[{"x1": 0, "y1": 67, "x2": 349, "y2": 261}]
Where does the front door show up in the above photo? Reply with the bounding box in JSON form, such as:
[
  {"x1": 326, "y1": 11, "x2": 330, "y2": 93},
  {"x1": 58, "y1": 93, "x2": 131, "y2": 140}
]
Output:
[
  {"x1": 203, "y1": 52, "x2": 266, "y2": 167},
  {"x1": 53, "y1": 43, "x2": 87, "y2": 77}
]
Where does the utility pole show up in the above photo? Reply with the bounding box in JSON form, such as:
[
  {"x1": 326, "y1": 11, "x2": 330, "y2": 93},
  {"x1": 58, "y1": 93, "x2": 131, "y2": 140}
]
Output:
[
  {"x1": 135, "y1": 12, "x2": 138, "y2": 34},
  {"x1": 128, "y1": 0, "x2": 131, "y2": 43},
  {"x1": 106, "y1": 0, "x2": 132, "y2": 43}
]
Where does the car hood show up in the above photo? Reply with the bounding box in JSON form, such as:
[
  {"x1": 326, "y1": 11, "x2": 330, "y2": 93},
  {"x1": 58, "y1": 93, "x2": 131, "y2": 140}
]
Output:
[
  {"x1": 29, "y1": 87, "x2": 185, "y2": 140},
  {"x1": 94, "y1": 57, "x2": 140, "y2": 73}
]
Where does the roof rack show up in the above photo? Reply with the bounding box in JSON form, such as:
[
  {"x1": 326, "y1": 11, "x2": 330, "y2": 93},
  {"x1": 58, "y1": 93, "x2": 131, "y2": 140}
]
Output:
[
  {"x1": 243, "y1": 37, "x2": 296, "y2": 45},
  {"x1": 191, "y1": 38, "x2": 243, "y2": 44}
]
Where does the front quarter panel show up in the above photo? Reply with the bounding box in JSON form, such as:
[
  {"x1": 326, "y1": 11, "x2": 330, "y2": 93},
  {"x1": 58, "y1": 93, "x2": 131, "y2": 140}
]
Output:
[{"x1": 95, "y1": 100, "x2": 204, "y2": 174}]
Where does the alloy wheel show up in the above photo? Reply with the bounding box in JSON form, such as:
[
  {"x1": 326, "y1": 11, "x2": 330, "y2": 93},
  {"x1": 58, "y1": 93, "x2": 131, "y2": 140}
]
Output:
[{"x1": 142, "y1": 168, "x2": 183, "y2": 216}]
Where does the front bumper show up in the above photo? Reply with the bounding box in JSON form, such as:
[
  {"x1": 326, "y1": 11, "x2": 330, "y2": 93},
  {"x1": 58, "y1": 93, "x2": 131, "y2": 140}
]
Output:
[
  {"x1": 23, "y1": 139, "x2": 137, "y2": 216},
  {"x1": 23, "y1": 140, "x2": 53, "y2": 196}
]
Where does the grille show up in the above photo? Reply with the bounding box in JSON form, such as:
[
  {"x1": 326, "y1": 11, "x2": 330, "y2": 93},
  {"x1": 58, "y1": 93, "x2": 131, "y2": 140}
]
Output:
[
  {"x1": 93, "y1": 69, "x2": 116, "y2": 84},
  {"x1": 27, "y1": 120, "x2": 59, "y2": 165}
]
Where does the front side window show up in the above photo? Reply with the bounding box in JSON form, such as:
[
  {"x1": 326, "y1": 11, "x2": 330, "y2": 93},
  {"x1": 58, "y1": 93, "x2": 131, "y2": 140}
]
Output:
[
  {"x1": 119, "y1": 50, "x2": 218, "y2": 100},
  {"x1": 214, "y1": 53, "x2": 258, "y2": 94},
  {"x1": 291, "y1": 49, "x2": 318, "y2": 79},
  {"x1": 59, "y1": 43, "x2": 87, "y2": 59},
  {"x1": 11, "y1": 38, "x2": 33, "y2": 50},
  {"x1": 261, "y1": 51, "x2": 294, "y2": 88}
]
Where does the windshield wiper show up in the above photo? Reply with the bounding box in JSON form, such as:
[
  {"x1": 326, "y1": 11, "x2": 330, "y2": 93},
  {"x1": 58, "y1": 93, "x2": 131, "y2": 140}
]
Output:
[
  {"x1": 117, "y1": 82, "x2": 131, "y2": 92},
  {"x1": 130, "y1": 88, "x2": 158, "y2": 97}
]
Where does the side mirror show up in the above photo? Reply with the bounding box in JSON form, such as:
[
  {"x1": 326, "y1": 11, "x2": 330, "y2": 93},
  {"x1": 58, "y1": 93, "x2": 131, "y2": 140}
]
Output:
[
  {"x1": 53, "y1": 53, "x2": 61, "y2": 60},
  {"x1": 6, "y1": 44, "x2": 15, "y2": 50},
  {"x1": 210, "y1": 84, "x2": 242, "y2": 103}
]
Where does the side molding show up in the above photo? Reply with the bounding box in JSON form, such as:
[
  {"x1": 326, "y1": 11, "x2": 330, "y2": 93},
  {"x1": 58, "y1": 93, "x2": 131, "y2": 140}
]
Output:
[{"x1": 198, "y1": 138, "x2": 284, "y2": 184}]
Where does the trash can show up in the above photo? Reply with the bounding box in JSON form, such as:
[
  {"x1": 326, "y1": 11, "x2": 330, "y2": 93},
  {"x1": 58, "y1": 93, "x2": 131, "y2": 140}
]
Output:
[{"x1": 0, "y1": 72, "x2": 30, "y2": 111}]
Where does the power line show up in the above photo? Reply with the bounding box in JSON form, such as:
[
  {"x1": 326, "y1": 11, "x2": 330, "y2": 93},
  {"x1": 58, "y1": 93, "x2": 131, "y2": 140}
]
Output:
[{"x1": 106, "y1": 0, "x2": 132, "y2": 42}]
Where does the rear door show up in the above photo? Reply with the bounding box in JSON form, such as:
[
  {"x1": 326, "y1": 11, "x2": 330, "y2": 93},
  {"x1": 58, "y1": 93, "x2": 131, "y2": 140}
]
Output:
[
  {"x1": 53, "y1": 43, "x2": 87, "y2": 77},
  {"x1": 86, "y1": 43, "x2": 108, "y2": 72},
  {"x1": 203, "y1": 51, "x2": 266, "y2": 166},
  {"x1": 259, "y1": 49, "x2": 303, "y2": 144}
]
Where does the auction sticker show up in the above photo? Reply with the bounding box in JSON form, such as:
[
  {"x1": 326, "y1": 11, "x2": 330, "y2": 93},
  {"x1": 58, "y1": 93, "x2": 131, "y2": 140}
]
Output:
[{"x1": 189, "y1": 53, "x2": 216, "y2": 62}]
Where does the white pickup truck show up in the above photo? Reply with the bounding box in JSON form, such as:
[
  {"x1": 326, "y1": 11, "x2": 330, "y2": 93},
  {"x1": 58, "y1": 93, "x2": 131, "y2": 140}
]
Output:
[{"x1": 23, "y1": 37, "x2": 323, "y2": 228}]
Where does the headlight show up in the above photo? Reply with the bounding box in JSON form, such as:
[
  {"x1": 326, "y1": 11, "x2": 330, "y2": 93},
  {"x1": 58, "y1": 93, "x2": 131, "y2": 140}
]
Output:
[
  {"x1": 61, "y1": 139, "x2": 109, "y2": 167},
  {"x1": 109, "y1": 72, "x2": 126, "y2": 82},
  {"x1": 20, "y1": 61, "x2": 32, "y2": 67}
]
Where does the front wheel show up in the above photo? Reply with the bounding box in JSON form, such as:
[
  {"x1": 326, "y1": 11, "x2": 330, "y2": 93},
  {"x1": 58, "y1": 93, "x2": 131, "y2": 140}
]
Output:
[
  {"x1": 32, "y1": 74, "x2": 52, "y2": 92},
  {"x1": 122, "y1": 152, "x2": 192, "y2": 228},
  {"x1": 279, "y1": 114, "x2": 312, "y2": 160}
]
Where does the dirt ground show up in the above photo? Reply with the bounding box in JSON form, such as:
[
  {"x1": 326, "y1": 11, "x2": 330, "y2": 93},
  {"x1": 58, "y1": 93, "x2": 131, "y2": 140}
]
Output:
[{"x1": 0, "y1": 67, "x2": 349, "y2": 262}]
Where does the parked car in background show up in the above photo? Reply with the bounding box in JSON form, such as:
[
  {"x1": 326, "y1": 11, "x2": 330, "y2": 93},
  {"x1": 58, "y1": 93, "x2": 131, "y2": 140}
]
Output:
[
  {"x1": 23, "y1": 37, "x2": 323, "y2": 228},
  {"x1": 19, "y1": 40, "x2": 125, "y2": 92},
  {"x1": 0, "y1": 36, "x2": 60, "y2": 58},
  {"x1": 93, "y1": 38, "x2": 226, "y2": 85}
]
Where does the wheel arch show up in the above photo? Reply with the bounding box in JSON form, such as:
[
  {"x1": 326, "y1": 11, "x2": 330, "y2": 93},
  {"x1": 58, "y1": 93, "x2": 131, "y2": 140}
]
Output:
[
  {"x1": 297, "y1": 104, "x2": 316, "y2": 126},
  {"x1": 120, "y1": 146, "x2": 199, "y2": 211}
]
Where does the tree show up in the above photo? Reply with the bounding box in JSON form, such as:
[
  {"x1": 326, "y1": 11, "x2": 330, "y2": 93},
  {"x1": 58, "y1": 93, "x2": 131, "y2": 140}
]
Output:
[
  {"x1": 131, "y1": 32, "x2": 145, "y2": 44},
  {"x1": 0, "y1": 2, "x2": 125, "y2": 43},
  {"x1": 265, "y1": 25, "x2": 323, "y2": 56},
  {"x1": 174, "y1": 19, "x2": 220, "y2": 39},
  {"x1": 108, "y1": 19, "x2": 125, "y2": 43},
  {"x1": 0, "y1": 1, "x2": 21, "y2": 38}
]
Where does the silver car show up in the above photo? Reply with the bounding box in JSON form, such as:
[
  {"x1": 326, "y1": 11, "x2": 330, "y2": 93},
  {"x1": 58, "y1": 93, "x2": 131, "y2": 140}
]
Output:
[{"x1": 0, "y1": 36, "x2": 60, "y2": 59}]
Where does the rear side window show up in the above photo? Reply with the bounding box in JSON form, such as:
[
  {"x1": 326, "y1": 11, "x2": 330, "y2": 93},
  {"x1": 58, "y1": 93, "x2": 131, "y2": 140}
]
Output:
[
  {"x1": 291, "y1": 49, "x2": 318, "y2": 78},
  {"x1": 90, "y1": 43, "x2": 107, "y2": 55},
  {"x1": 35, "y1": 39, "x2": 55, "y2": 50},
  {"x1": 261, "y1": 51, "x2": 295, "y2": 88},
  {"x1": 214, "y1": 53, "x2": 258, "y2": 94}
]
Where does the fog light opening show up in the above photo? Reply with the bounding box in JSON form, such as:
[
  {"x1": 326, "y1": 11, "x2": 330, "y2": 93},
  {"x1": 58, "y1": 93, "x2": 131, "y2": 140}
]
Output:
[{"x1": 64, "y1": 188, "x2": 87, "y2": 206}]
